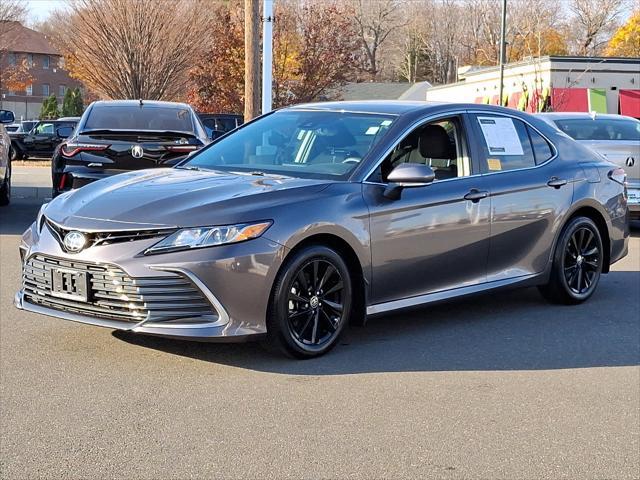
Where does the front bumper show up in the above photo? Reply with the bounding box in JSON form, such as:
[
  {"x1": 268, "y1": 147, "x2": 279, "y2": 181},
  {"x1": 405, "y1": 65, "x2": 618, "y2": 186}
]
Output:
[{"x1": 16, "y1": 221, "x2": 286, "y2": 341}]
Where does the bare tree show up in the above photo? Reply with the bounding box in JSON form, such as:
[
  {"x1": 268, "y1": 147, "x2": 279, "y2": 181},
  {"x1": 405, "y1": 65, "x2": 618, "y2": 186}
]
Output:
[
  {"x1": 0, "y1": 0, "x2": 27, "y2": 37},
  {"x1": 49, "y1": 0, "x2": 213, "y2": 100},
  {"x1": 351, "y1": 0, "x2": 406, "y2": 81},
  {"x1": 567, "y1": 0, "x2": 628, "y2": 55}
]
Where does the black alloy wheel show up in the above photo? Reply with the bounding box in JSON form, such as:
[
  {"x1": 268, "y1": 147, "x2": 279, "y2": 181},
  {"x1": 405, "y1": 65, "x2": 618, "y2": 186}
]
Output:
[
  {"x1": 539, "y1": 216, "x2": 603, "y2": 304},
  {"x1": 563, "y1": 226, "x2": 601, "y2": 295},
  {"x1": 266, "y1": 245, "x2": 352, "y2": 358}
]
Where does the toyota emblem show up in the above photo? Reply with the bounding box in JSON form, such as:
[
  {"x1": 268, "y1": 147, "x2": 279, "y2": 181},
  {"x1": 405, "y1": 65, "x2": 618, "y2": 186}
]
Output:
[
  {"x1": 626, "y1": 157, "x2": 635, "y2": 167},
  {"x1": 131, "y1": 145, "x2": 144, "y2": 159},
  {"x1": 63, "y1": 231, "x2": 87, "y2": 253}
]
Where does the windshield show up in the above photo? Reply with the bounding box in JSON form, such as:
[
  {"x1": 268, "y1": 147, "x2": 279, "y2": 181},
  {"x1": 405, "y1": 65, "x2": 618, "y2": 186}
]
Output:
[
  {"x1": 553, "y1": 118, "x2": 640, "y2": 141},
  {"x1": 84, "y1": 105, "x2": 194, "y2": 132},
  {"x1": 184, "y1": 110, "x2": 395, "y2": 179}
]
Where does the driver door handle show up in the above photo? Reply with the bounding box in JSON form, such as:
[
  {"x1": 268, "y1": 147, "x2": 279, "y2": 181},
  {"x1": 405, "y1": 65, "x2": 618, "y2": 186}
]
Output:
[
  {"x1": 547, "y1": 177, "x2": 568, "y2": 188},
  {"x1": 464, "y1": 189, "x2": 489, "y2": 202}
]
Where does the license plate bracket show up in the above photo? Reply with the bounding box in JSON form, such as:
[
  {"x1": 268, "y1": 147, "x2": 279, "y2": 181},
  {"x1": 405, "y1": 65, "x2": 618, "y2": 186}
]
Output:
[{"x1": 50, "y1": 268, "x2": 89, "y2": 302}]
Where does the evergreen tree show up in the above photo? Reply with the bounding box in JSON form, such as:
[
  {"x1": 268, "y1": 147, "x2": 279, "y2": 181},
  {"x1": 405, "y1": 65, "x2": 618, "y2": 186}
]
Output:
[
  {"x1": 61, "y1": 88, "x2": 74, "y2": 116},
  {"x1": 39, "y1": 94, "x2": 60, "y2": 119},
  {"x1": 72, "y1": 88, "x2": 84, "y2": 115}
]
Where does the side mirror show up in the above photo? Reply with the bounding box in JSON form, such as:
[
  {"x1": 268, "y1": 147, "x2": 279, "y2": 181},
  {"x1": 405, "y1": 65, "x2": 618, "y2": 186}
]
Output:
[
  {"x1": 56, "y1": 126, "x2": 74, "y2": 138},
  {"x1": 210, "y1": 129, "x2": 225, "y2": 140},
  {"x1": 0, "y1": 109, "x2": 15, "y2": 124},
  {"x1": 384, "y1": 163, "x2": 435, "y2": 199}
]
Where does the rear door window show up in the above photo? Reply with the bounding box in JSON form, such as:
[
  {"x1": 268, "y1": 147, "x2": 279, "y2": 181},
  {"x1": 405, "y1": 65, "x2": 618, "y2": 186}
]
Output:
[{"x1": 473, "y1": 114, "x2": 538, "y2": 172}]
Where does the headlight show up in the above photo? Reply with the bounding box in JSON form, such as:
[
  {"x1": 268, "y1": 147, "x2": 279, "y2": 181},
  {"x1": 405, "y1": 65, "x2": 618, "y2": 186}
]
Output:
[{"x1": 144, "y1": 221, "x2": 272, "y2": 255}]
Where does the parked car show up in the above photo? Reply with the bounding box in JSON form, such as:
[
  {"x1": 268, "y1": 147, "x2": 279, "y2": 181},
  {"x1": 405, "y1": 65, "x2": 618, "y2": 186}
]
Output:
[
  {"x1": 539, "y1": 113, "x2": 640, "y2": 221},
  {"x1": 10, "y1": 119, "x2": 79, "y2": 161},
  {"x1": 6, "y1": 120, "x2": 37, "y2": 135},
  {"x1": 52, "y1": 100, "x2": 210, "y2": 197},
  {"x1": 16, "y1": 102, "x2": 629, "y2": 358},
  {"x1": 197, "y1": 112, "x2": 243, "y2": 140},
  {"x1": 0, "y1": 109, "x2": 15, "y2": 205}
]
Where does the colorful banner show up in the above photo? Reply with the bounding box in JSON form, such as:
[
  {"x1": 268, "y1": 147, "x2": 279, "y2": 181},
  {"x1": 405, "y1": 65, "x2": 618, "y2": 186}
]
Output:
[{"x1": 587, "y1": 88, "x2": 607, "y2": 114}]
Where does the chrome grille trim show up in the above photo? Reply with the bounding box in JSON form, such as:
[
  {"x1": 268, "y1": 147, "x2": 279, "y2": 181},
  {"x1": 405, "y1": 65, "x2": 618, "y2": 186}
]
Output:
[
  {"x1": 21, "y1": 255, "x2": 218, "y2": 324},
  {"x1": 44, "y1": 218, "x2": 175, "y2": 250}
]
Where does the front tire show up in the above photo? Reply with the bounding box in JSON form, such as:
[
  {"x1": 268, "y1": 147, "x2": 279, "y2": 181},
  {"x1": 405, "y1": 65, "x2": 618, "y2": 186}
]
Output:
[
  {"x1": 266, "y1": 245, "x2": 352, "y2": 358},
  {"x1": 539, "y1": 216, "x2": 603, "y2": 304}
]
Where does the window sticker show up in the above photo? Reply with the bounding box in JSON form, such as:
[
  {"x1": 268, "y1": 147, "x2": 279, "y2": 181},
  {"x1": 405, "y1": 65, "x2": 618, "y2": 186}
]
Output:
[
  {"x1": 487, "y1": 158, "x2": 502, "y2": 171},
  {"x1": 477, "y1": 117, "x2": 524, "y2": 156},
  {"x1": 365, "y1": 126, "x2": 380, "y2": 135}
]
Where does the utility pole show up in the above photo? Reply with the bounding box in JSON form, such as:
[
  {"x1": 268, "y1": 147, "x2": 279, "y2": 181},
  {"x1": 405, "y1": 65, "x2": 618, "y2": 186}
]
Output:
[
  {"x1": 498, "y1": 0, "x2": 507, "y2": 107},
  {"x1": 261, "y1": 0, "x2": 273, "y2": 115},
  {"x1": 244, "y1": 0, "x2": 260, "y2": 121}
]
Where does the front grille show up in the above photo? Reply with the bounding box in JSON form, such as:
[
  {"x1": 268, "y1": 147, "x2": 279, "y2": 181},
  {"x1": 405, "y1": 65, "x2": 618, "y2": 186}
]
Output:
[
  {"x1": 22, "y1": 255, "x2": 216, "y2": 323},
  {"x1": 45, "y1": 218, "x2": 175, "y2": 249}
]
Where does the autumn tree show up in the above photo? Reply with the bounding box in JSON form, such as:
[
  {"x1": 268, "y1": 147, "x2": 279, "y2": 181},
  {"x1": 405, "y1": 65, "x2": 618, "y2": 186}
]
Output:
[
  {"x1": 272, "y1": 2, "x2": 361, "y2": 106},
  {"x1": 605, "y1": 10, "x2": 640, "y2": 57},
  {"x1": 567, "y1": 0, "x2": 629, "y2": 55},
  {"x1": 188, "y1": 1, "x2": 361, "y2": 113},
  {"x1": 351, "y1": 0, "x2": 406, "y2": 81},
  {"x1": 49, "y1": 0, "x2": 213, "y2": 101},
  {"x1": 0, "y1": 0, "x2": 31, "y2": 98}
]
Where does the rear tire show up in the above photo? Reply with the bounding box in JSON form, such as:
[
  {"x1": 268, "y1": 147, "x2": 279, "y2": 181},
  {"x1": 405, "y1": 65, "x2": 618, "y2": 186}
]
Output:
[
  {"x1": 0, "y1": 158, "x2": 11, "y2": 206},
  {"x1": 265, "y1": 245, "x2": 352, "y2": 358},
  {"x1": 539, "y1": 216, "x2": 603, "y2": 304}
]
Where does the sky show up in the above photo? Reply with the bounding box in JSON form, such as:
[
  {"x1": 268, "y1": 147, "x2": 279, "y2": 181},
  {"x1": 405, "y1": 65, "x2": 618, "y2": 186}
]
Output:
[{"x1": 25, "y1": 0, "x2": 66, "y2": 26}]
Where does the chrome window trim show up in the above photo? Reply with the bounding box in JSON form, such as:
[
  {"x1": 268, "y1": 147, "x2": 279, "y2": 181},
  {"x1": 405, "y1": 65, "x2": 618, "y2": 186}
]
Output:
[
  {"x1": 361, "y1": 109, "x2": 559, "y2": 185},
  {"x1": 466, "y1": 109, "x2": 559, "y2": 174}
]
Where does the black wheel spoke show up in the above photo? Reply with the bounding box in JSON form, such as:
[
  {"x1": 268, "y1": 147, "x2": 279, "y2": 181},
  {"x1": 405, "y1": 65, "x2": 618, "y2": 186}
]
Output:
[
  {"x1": 563, "y1": 226, "x2": 602, "y2": 295},
  {"x1": 320, "y1": 309, "x2": 337, "y2": 332},
  {"x1": 310, "y1": 310, "x2": 320, "y2": 344},
  {"x1": 583, "y1": 247, "x2": 598, "y2": 257},
  {"x1": 317, "y1": 264, "x2": 336, "y2": 291},
  {"x1": 323, "y1": 281, "x2": 343, "y2": 297},
  {"x1": 297, "y1": 269, "x2": 309, "y2": 293},
  {"x1": 576, "y1": 268, "x2": 583, "y2": 292},
  {"x1": 289, "y1": 292, "x2": 308, "y2": 303},
  {"x1": 293, "y1": 311, "x2": 314, "y2": 340},
  {"x1": 312, "y1": 261, "x2": 319, "y2": 290},
  {"x1": 323, "y1": 299, "x2": 343, "y2": 313}
]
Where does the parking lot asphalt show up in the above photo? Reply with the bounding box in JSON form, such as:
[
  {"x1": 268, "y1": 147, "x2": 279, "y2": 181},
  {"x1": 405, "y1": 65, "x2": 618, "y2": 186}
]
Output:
[{"x1": 1, "y1": 166, "x2": 639, "y2": 479}]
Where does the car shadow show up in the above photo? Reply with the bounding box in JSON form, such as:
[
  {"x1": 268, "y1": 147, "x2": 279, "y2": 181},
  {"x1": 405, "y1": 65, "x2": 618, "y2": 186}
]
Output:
[
  {"x1": 113, "y1": 270, "x2": 640, "y2": 375},
  {"x1": 0, "y1": 198, "x2": 42, "y2": 236}
]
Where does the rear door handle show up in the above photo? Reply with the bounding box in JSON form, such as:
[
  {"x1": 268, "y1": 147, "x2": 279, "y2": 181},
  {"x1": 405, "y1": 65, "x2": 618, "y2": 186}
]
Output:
[
  {"x1": 547, "y1": 177, "x2": 568, "y2": 188},
  {"x1": 464, "y1": 189, "x2": 489, "y2": 202}
]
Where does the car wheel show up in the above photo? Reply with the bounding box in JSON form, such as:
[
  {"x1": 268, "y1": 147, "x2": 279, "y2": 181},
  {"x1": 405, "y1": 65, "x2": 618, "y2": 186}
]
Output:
[
  {"x1": 0, "y1": 158, "x2": 11, "y2": 206},
  {"x1": 266, "y1": 245, "x2": 352, "y2": 358},
  {"x1": 539, "y1": 216, "x2": 603, "y2": 304}
]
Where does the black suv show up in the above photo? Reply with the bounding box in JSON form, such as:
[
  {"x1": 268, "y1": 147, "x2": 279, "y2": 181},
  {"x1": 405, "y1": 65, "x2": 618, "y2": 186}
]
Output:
[
  {"x1": 197, "y1": 113, "x2": 243, "y2": 140},
  {"x1": 52, "y1": 100, "x2": 210, "y2": 197},
  {"x1": 10, "y1": 119, "x2": 79, "y2": 160}
]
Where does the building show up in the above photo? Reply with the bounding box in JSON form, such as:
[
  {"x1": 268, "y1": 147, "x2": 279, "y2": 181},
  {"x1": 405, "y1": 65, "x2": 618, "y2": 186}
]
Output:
[
  {"x1": 0, "y1": 22, "x2": 83, "y2": 120},
  {"x1": 425, "y1": 56, "x2": 640, "y2": 118},
  {"x1": 330, "y1": 81, "x2": 432, "y2": 102}
]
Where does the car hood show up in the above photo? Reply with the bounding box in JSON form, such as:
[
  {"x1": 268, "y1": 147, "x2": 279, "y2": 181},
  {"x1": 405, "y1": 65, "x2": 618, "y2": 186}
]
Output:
[{"x1": 45, "y1": 168, "x2": 333, "y2": 230}]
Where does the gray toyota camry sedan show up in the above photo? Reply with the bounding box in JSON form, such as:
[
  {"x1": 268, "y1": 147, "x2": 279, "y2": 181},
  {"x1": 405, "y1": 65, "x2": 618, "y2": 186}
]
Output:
[{"x1": 16, "y1": 102, "x2": 629, "y2": 358}]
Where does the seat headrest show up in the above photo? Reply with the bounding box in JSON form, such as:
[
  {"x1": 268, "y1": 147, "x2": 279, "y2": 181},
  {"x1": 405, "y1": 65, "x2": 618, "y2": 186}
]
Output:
[{"x1": 418, "y1": 125, "x2": 451, "y2": 159}]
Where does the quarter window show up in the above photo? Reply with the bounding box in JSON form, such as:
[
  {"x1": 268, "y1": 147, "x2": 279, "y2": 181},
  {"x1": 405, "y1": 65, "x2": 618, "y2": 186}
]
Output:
[{"x1": 527, "y1": 126, "x2": 554, "y2": 164}]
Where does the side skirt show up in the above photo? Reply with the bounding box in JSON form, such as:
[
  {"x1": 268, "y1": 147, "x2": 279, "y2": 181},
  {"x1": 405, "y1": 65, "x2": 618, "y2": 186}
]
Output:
[{"x1": 366, "y1": 273, "x2": 543, "y2": 316}]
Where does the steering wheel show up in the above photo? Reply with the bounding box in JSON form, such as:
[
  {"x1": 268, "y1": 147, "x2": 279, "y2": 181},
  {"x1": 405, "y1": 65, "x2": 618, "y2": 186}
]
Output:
[{"x1": 342, "y1": 157, "x2": 362, "y2": 164}]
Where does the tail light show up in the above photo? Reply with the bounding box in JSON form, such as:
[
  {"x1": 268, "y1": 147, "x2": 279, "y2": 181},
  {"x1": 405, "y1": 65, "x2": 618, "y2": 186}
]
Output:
[
  {"x1": 165, "y1": 145, "x2": 198, "y2": 153},
  {"x1": 608, "y1": 167, "x2": 627, "y2": 186},
  {"x1": 61, "y1": 143, "x2": 110, "y2": 157}
]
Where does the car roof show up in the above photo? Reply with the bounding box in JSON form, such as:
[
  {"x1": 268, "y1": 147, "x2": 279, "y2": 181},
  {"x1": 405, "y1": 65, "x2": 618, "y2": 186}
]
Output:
[
  {"x1": 91, "y1": 99, "x2": 192, "y2": 110},
  {"x1": 285, "y1": 100, "x2": 537, "y2": 118},
  {"x1": 538, "y1": 112, "x2": 639, "y2": 122}
]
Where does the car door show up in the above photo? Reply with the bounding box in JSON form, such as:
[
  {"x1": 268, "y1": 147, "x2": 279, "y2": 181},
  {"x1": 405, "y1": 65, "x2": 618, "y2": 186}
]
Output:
[
  {"x1": 24, "y1": 122, "x2": 55, "y2": 156},
  {"x1": 469, "y1": 112, "x2": 574, "y2": 281},
  {"x1": 363, "y1": 113, "x2": 492, "y2": 307}
]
